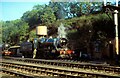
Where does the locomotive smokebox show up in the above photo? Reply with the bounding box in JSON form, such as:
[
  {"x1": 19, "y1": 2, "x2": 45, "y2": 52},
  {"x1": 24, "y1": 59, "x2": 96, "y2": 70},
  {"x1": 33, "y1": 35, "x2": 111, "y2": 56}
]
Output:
[{"x1": 36, "y1": 26, "x2": 47, "y2": 36}]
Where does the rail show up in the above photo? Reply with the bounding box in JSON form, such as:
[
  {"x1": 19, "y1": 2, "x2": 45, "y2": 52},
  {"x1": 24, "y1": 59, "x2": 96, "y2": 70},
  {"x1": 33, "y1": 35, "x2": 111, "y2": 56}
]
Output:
[
  {"x1": 3, "y1": 57, "x2": 120, "y2": 74},
  {"x1": 1, "y1": 58, "x2": 120, "y2": 78}
]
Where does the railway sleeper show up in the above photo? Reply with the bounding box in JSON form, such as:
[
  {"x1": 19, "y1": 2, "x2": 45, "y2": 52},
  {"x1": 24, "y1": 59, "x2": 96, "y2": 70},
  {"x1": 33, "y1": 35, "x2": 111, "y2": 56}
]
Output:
[
  {"x1": 2, "y1": 64, "x2": 97, "y2": 78},
  {"x1": 1, "y1": 59, "x2": 120, "y2": 76},
  {"x1": 2, "y1": 66, "x2": 46, "y2": 77},
  {"x1": 2, "y1": 58, "x2": 119, "y2": 72},
  {"x1": 2, "y1": 63, "x2": 119, "y2": 77},
  {"x1": 2, "y1": 68, "x2": 40, "y2": 78},
  {"x1": 2, "y1": 62, "x2": 119, "y2": 76}
]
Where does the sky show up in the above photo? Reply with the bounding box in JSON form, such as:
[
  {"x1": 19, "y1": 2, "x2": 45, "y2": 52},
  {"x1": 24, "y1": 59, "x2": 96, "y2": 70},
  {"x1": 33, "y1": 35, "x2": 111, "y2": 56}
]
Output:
[
  {"x1": 0, "y1": 0, "x2": 118, "y2": 21},
  {"x1": 0, "y1": 1, "x2": 50, "y2": 21}
]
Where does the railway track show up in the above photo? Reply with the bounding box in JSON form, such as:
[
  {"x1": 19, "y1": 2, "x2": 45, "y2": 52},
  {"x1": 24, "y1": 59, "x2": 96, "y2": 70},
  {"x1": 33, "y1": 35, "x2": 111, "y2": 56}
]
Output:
[
  {"x1": 1, "y1": 59, "x2": 120, "y2": 78},
  {"x1": 3, "y1": 57, "x2": 120, "y2": 73},
  {"x1": 1, "y1": 57, "x2": 120, "y2": 78}
]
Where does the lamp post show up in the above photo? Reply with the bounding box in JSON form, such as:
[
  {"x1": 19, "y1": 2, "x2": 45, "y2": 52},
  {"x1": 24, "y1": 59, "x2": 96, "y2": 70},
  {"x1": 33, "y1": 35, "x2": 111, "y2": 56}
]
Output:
[
  {"x1": 114, "y1": 0, "x2": 119, "y2": 64},
  {"x1": 104, "y1": 0, "x2": 119, "y2": 64},
  {"x1": 114, "y1": 0, "x2": 119, "y2": 56}
]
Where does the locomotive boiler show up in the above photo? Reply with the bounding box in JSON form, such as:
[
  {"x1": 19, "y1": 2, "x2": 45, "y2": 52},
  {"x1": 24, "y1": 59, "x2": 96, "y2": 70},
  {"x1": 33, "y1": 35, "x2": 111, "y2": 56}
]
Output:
[{"x1": 20, "y1": 26, "x2": 74, "y2": 59}]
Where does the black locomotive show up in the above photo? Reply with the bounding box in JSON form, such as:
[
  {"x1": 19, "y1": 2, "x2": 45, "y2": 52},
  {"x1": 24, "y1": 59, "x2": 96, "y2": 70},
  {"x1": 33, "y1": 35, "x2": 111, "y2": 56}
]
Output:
[{"x1": 20, "y1": 37, "x2": 74, "y2": 59}]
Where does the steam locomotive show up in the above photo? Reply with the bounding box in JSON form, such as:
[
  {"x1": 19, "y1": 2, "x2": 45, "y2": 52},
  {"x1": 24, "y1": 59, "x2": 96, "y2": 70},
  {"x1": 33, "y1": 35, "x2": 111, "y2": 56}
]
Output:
[
  {"x1": 20, "y1": 37, "x2": 74, "y2": 59},
  {"x1": 20, "y1": 26, "x2": 74, "y2": 59},
  {"x1": 2, "y1": 43, "x2": 21, "y2": 56}
]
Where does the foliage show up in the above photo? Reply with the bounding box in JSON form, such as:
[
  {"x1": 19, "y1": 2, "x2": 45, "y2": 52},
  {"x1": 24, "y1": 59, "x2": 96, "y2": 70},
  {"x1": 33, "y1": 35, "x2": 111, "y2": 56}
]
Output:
[
  {"x1": 29, "y1": 30, "x2": 37, "y2": 41},
  {"x1": 21, "y1": 2, "x2": 103, "y2": 28},
  {"x1": 41, "y1": 5, "x2": 56, "y2": 25},
  {"x1": 67, "y1": 13, "x2": 117, "y2": 50},
  {"x1": 49, "y1": 2, "x2": 103, "y2": 19},
  {"x1": 0, "y1": 22, "x2": 2, "y2": 44},
  {"x1": 21, "y1": 4, "x2": 56, "y2": 28},
  {"x1": 21, "y1": 10, "x2": 40, "y2": 28},
  {"x1": 2, "y1": 20, "x2": 29, "y2": 45}
]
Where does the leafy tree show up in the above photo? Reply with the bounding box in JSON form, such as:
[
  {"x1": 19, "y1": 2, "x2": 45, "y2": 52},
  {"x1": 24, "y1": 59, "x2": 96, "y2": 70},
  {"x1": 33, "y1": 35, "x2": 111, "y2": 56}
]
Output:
[
  {"x1": 2, "y1": 21, "x2": 14, "y2": 44},
  {"x1": 2, "y1": 19, "x2": 29, "y2": 45},
  {"x1": 41, "y1": 5, "x2": 56, "y2": 25},
  {"x1": 21, "y1": 10, "x2": 40, "y2": 28},
  {"x1": 21, "y1": 2, "x2": 103, "y2": 29},
  {"x1": 22, "y1": 4, "x2": 56, "y2": 28},
  {"x1": 67, "y1": 13, "x2": 118, "y2": 52},
  {"x1": 49, "y1": 2, "x2": 68, "y2": 19},
  {"x1": 49, "y1": 2, "x2": 103, "y2": 19},
  {"x1": 29, "y1": 30, "x2": 37, "y2": 41},
  {"x1": 0, "y1": 21, "x2": 2, "y2": 44}
]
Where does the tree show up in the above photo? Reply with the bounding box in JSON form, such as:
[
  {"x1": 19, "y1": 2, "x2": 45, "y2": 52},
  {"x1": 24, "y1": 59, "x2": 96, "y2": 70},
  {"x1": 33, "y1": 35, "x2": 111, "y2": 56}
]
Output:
[
  {"x1": 49, "y1": 2, "x2": 103, "y2": 19},
  {"x1": 21, "y1": 4, "x2": 56, "y2": 28},
  {"x1": 41, "y1": 5, "x2": 56, "y2": 25},
  {"x1": 2, "y1": 19, "x2": 29, "y2": 45},
  {"x1": 67, "y1": 13, "x2": 117, "y2": 53},
  {"x1": 29, "y1": 30, "x2": 37, "y2": 41},
  {"x1": 21, "y1": 10, "x2": 40, "y2": 28},
  {"x1": 49, "y1": 2, "x2": 68, "y2": 19},
  {"x1": 0, "y1": 21, "x2": 2, "y2": 44}
]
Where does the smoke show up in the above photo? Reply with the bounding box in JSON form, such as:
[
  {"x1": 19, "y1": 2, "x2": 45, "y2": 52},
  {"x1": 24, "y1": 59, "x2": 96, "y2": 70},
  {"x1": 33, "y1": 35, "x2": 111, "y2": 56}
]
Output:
[{"x1": 58, "y1": 23, "x2": 67, "y2": 39}]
